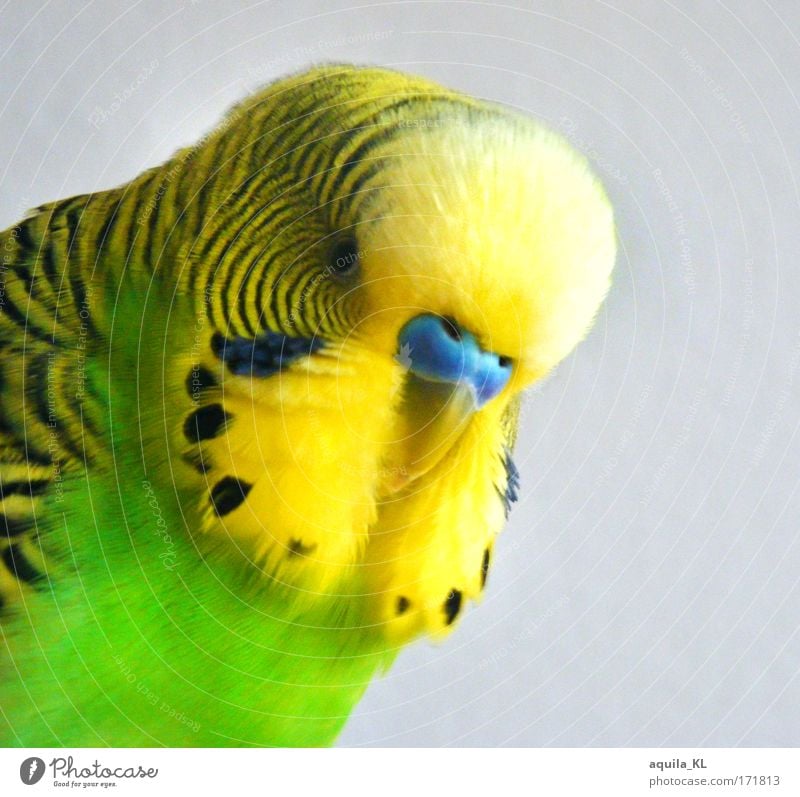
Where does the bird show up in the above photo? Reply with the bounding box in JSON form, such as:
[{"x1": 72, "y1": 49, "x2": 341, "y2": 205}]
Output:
[{"x1": 0, "y1": 64, "x2": 615, "y2": 746}]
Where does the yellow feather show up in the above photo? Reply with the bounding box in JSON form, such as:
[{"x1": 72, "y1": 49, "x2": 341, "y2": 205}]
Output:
[{"x1": 173, "y1": 65, "x2": 615, "y2": 638}]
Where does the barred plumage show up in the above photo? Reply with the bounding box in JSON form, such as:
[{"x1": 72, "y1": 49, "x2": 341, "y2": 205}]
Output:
[{"x1": 0, "y1": 64, "x2": 614, "y2": 746}]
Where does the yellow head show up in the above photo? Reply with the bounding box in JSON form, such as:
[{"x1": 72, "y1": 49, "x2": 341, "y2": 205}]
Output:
[
  {"x1": 173, "y1": 65, "x2": 616, "y2": 635},
  {"x1": 349, "y1": 106, "x2": 616, "y2": 389}
]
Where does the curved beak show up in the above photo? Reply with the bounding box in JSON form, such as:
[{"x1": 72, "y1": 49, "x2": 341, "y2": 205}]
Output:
[
  {"x1": 396, "y1": 314, "x2": 512, "y2": 408},
  {"x1": 382, "y1": 314, "x2": 513, "y2": 492}
]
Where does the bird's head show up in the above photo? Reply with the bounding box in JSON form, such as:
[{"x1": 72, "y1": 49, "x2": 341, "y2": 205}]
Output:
[
  {"x1": 229, "y1": 68, "x2": 616, "y2": 490},
  {"x1": 169, "y1": 66, "x2": 615, "y2": 620},
  {"x1": 340, "y1": 110, "x2": 615, "y2": 389}
]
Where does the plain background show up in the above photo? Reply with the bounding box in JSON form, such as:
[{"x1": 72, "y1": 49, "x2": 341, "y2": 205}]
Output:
[{"x1": 1, "y1": 1, "x2": 798, "y2": 747}]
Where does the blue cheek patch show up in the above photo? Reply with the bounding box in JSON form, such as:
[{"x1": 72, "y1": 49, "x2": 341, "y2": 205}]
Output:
[
  {"x1": 397, "y1": 315, "x2": 512, "y2": 408},
  {"x1": 211, "y1": 331, "x2": 324, "y2": 377}
]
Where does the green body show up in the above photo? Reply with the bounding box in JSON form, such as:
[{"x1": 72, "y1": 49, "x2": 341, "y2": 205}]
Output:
[
  {"x1": 1, "y1": 287, "x2": 392, "y2": 746},
  {"x1": 0, "y1": 64, "x2": 615, "y2": 746}
]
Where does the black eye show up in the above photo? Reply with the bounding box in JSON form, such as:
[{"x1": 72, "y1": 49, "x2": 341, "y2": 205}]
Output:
[{"x1": 328, "y1": 236, "x2": 359, "y2": 277}]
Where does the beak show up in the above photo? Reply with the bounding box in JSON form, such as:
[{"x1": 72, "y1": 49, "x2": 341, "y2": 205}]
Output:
[
  {"x1": 382, "y1": 314, "x2": 512, "y2": 492},
  {"x1": 396, "y1": 314, "x2": 512, "y2": 408}
]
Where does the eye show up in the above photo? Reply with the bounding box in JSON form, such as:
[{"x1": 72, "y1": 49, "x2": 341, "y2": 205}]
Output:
[{"x1": 328, "y1": 236, "x2": 359, "y2": 277}]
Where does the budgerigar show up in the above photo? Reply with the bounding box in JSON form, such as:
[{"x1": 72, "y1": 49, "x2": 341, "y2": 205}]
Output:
[{"x1": 0, "y1": 65, "x2": 615, "y2": 746}]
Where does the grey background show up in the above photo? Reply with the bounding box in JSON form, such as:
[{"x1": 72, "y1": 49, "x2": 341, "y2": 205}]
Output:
[{"x1": 1, "y1": 0, "x2": 798, "y2": 746}]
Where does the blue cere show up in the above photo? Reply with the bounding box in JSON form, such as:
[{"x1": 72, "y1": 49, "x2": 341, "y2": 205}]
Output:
[{"x1": 397, "y1": 314, "x2": 512, "y2": 408}]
